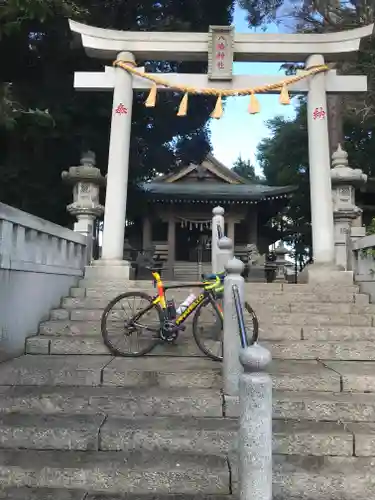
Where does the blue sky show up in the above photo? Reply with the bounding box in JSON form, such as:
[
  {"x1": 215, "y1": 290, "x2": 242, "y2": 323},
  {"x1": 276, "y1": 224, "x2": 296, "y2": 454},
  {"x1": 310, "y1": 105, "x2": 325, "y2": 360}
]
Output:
[{"x1": 210, "y1": 6, "x2": 297, "y2": 174}]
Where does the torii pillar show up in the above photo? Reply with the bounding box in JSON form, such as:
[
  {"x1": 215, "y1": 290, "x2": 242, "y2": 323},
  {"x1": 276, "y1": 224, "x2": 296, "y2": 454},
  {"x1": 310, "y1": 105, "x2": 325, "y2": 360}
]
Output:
[{"x1": 69, "y1": 19, "x2": 373, "y2": 282}]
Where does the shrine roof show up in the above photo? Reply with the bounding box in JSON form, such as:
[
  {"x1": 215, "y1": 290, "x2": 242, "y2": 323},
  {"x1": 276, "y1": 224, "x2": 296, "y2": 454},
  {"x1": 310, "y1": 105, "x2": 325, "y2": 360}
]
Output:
[
  {"x1": 140, "y1": 153, "x2": 296, "y2": 202},
  {"x1": 140, "y1": 181, "x2": 296, "y2": 202}
]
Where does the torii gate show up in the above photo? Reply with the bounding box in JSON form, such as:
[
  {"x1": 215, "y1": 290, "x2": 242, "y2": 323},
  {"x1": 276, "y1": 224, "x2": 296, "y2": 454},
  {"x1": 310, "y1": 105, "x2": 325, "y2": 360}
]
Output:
[{"x1": 69, "y1": 20, "x2": 373, "y2": 281}]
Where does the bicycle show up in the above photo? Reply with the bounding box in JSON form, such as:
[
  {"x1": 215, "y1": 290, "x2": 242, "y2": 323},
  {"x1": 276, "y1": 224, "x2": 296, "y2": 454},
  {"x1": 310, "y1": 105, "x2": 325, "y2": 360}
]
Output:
[{"x1": 101, "y1": 268, "x2": 258, "y2": 361}]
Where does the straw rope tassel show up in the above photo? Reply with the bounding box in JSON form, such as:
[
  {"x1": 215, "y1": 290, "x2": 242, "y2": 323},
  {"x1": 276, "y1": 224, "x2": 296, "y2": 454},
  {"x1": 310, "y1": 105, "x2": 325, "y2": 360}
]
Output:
[
  {"x1": 145, "y1": 84, "x2": 157, "y2": 107},
  {"x1": 211, "y1": 94, "x2": 223, "y2": 119},
  {"x1": 249, "y1": 92, "x2": 260, "y2": 114},
  {"x1": 279, "y1": 84, "x2": 290, "y2": 105},
  {"x1": 177, "y1": 93, "x2": 189, "y2": 116}
]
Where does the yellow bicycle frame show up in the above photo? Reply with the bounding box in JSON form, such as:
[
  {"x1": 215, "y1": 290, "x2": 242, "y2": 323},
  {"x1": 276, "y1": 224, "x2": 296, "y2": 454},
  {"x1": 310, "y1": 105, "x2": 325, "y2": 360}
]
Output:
[{"x1": 151, "y1": 271, "x2": 223, "y2": 317}]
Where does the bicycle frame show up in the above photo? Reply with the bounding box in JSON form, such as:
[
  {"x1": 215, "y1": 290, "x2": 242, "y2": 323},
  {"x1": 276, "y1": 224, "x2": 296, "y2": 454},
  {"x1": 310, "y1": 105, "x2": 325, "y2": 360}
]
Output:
[{"x1": 150, "y1": 271, "x2": 223, "y2": 326}]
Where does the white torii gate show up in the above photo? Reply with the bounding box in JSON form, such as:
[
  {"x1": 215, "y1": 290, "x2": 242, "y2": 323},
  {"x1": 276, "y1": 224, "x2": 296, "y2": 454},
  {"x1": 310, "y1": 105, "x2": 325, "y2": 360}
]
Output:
[{"x1": 69, "y1": 19, "x2": 373, "y2": 281}]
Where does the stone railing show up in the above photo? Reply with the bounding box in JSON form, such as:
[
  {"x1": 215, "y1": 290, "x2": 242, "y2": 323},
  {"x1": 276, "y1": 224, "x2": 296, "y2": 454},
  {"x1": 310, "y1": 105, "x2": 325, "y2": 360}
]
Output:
[
  {"x1": 224, "y1": 259, "x2": 272, "y2": 500},
  {"x1": 0, "y1": 203, "x2": 88, "y2": 360},
  {"x1": 351, "y1": 233, "x2": 375, "y2": 278},
  {"x1": 350, "y1": 232, "x2": 375, "y2": 301}
]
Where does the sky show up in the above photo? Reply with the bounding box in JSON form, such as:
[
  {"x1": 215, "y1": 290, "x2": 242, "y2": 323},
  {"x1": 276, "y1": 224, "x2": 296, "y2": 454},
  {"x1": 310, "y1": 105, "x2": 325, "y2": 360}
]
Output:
[{"x1": 209, "y1": 6, "x2": 297, "y2": 174}]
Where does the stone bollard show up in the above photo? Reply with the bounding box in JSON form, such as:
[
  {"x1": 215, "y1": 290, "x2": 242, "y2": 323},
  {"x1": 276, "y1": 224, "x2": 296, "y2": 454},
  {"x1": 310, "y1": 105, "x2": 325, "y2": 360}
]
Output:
[
  {"x1": 223, "y1": 257, "x2": 245, "y2": 396},
  {"x1": 212, "y1": 206, "x2": 225, "y2": 273},
  {"x1": 217, "y1": 236, "x2": 234, "y2": 274},
  {"x1": 239, "y1": 343, "x2": 272, "y2": 500}
]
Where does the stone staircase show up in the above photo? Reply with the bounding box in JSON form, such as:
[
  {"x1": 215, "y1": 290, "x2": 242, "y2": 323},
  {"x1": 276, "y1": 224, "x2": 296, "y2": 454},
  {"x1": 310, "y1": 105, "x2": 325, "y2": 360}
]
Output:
[
  {"x1": 1, "y1": 279, "x2": 375, "y2": 498},
  {"x1": 173, "y1": 261, "x2": 212, "y2": 281}
]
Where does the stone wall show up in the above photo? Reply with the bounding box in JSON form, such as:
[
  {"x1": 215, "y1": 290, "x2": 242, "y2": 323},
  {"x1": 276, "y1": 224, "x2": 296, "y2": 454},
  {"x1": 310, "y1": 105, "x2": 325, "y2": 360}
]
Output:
[{"x1": 0, "y1": 203, "x2": 87, "y2": 360}]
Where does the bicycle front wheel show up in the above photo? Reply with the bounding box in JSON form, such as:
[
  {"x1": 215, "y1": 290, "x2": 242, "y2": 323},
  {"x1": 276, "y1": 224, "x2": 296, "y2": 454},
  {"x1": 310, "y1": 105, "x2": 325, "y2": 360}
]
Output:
[
  {"x1": 192, "y1": 297, "x2": 223, "y2": 361},
  {"x1": 101, "y1": 291, "x2": 163, "y2": 357},
  {"x1": 192, "y1": 298, "x2": 259, "y2": 362}
]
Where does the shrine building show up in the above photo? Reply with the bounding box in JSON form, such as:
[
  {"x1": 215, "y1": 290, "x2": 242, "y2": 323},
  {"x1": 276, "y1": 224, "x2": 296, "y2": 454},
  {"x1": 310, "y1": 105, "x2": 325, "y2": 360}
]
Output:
[{"x1": 134, "y1": 154, "x2": 295, "y2": 278}]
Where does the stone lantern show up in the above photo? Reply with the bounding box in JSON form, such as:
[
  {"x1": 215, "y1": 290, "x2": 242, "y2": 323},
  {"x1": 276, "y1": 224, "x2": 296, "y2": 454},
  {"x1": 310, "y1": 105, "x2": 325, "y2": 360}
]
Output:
[
  {"x1": 62, "y1": 151, "x2": 105, "y2": 240},
  {"x1": 274, "y1": 241, "x2": 288, "y2": 283},
  {"x1": 330, "y1": 144, "x2": 367, "y2": 269}
]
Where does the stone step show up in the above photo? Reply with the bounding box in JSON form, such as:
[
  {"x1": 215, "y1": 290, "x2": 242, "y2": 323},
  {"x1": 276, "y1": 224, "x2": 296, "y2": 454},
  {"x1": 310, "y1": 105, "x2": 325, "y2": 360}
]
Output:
[
  {"x1": 275, "y1": 391, "x2": 375, "y2": 422},
  {"x1": 0, "y1": 355, "x2": 353, "y2": 392},
  {"x1": 69, "y1": 286, "x2": 369, "y2": 304},
  {"x1": 1, "y1": 383, "x2": 375, "y2": 423},
  {"x1": 0, "y1": 415, "x2": 355, "y2": 456},
  {"x1": 0, "y1": 413, "x2": 105, "y2": 451},
  {"x1": 38, "y1": 320, "x2": 303, "y2": 340},
  {"x1": 235, "y1": 455, "x2": 375, "y2": 499},
  {"x1": 99, "y1": 416, "x2": 355, "y2": 456},
  {"x1": 0, "y1": 451, "x2": 373, "y2": 499},
  {"x1": 322, "y1": 361, "x2": 375, "y2": 392},
  {"x1": 26, "y1": 335, "x2": 206, "y2": 357},
  {"x1": 0, "y1": 355, "x2": 221, "y2": 389},
  {"x1": 50, "y1": 307, "x2": 375, "y2": 326},
  {"x1": 0, "y1": 489, "x2": 87, "y2": 500},
  {"x1": 4, "y1": 355, "x2": 375, "y2": 393},
  {"x1": 0, "y1": 450, "x2": 229, "y2": 494},
  {"x1": 0, "y1": 491, "x2": 234, "y2": 500},
  {"x1": 26, "y1": 335, "x2": 375, "y2": 361},
  {"x1": 38, "y1": 320, "x2": 375, "y2": 342},
  {"x1": 0, "y1": 386, "x2": 223, "y2": 417},
  {"x1": 77, "y1": 280, "x2": 360, "y2": 293},
  {"x1": 62, "y1": 296, "x2": 372, "y2": 312},
  {"x1": 227, "y1": 390, "x2": 375, "y2": 421}
]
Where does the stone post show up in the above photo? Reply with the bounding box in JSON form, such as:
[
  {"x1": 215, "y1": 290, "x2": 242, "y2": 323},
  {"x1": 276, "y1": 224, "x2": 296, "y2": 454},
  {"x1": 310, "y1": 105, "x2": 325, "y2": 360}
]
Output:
[
  {"x1": 212, "y1": 206, "x2": 225, "y2": 273},
  {"x1": 217, "y1": 236, "x2": 234, "y2": 274},
  {"x1": 306, "y1": 54, "x2": 335, "y2": 268},
  {"x1": 239, "y1": 343, "x2": 273, "y2": 500},
  {"x1": 100, "y1": 51, "x2": 135, "y2": 277},
  {"x1": 331, "y1": 145, "x2": 367, "y2": 270},
  {"x1": 62, "y1": 151, "x2": 105, "y2": 261},
  {"x1": 223, "y1": 257, "x2": 245, "y2": 396},
  {"x1": 274, "y1": 241, "x2": 288, "y2": 283}
]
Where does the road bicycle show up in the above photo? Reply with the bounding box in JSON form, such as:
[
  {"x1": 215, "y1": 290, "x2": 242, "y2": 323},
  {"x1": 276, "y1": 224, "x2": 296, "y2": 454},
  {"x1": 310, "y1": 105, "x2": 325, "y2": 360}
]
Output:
[{"x1": 101, "y1": 268, "x2": 258, "y2": 361}]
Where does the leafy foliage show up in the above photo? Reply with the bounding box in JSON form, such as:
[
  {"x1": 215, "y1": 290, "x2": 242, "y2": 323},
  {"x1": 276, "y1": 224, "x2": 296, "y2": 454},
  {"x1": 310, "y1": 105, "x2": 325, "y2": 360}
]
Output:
[
  {"x1": 240, "y1": 0, "x2": 375, "y2": 262},
  {"x1": 257, "y1": 101, "x2": 312, "y2": 259},
  {"x1": 232, "y1": 155, "x2": 261, "y2": 182},
  {"x1": 0, "y1": 0, "x2": 233, "y2": 225}
]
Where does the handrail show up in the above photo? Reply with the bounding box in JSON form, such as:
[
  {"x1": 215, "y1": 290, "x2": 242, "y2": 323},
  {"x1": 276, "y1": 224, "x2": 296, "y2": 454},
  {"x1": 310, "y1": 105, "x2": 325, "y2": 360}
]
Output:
[{"x1": 232, "y1": 284, "x2": 248, "y2": 349}]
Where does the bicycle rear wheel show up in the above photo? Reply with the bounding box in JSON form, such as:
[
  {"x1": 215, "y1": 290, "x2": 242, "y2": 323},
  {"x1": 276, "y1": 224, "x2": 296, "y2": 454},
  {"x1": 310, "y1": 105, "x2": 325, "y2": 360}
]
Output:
[
  {"x1": 101, "y1": 291, "x2": 163, "y2": 357},
  {"x1": 192, "y1": 298, "x2": 259, "y2": 362}
]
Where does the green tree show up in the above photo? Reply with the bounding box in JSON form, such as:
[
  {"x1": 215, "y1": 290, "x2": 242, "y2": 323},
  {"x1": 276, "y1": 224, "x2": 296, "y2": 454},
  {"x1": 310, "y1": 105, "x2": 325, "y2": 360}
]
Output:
[
  {"x1": 232, "y1": 155, "x2": 260, "y2": 182},
  {"x1": 0, "y1": 0, "x2": 234, "y2": 225},
  {"x1": 257, "y1": 102, "x2": 312, "y2": 259},
  {"x1": 257, "y1": 99, "x2": 375, "y2": 260}
]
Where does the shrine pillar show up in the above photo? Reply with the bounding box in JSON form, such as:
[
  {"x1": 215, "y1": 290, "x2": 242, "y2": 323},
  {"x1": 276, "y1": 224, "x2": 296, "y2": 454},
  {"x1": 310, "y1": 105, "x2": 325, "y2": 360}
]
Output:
[
  {"x1": 142, "y1": 217, "x2": 152, "y2": 250},
  {"x1": 306, "y1": 54, "x2": 336, "y2": 270},
  {"x1": 90, "y1": 51, "x2": 135, "y2": 279},
  {"x1": 248, "y1": 207, "x2": 258, "y2": 245},
  {"x1": 167, "y1": 214, "x2": 176, "y2": 279}
]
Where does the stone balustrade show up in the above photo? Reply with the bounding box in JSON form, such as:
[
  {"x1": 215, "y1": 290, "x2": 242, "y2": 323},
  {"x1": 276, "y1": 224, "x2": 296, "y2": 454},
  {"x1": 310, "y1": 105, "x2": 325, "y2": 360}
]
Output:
[{"x1": 0, "y1": 202, "x2": 88, "y2": 360}]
